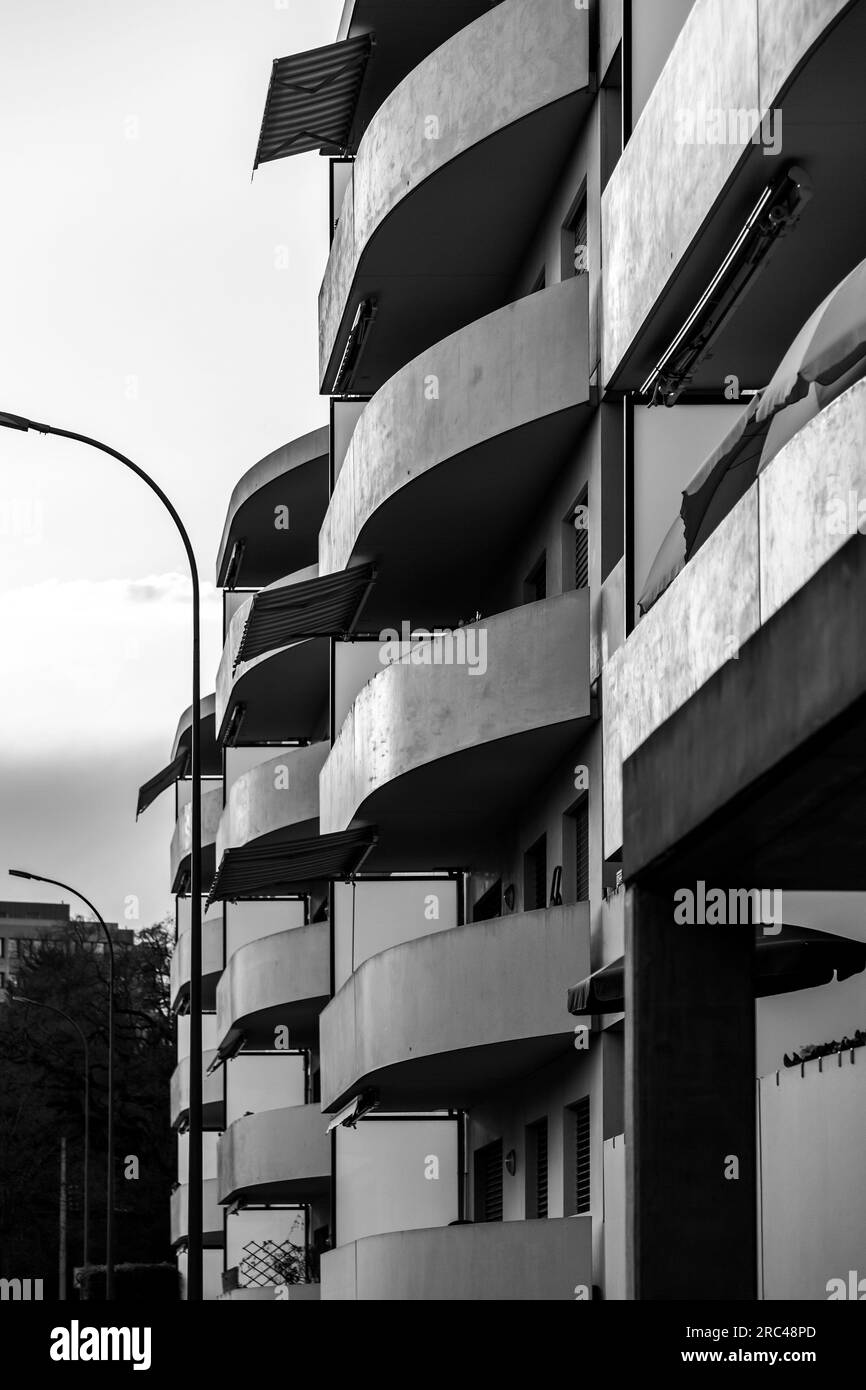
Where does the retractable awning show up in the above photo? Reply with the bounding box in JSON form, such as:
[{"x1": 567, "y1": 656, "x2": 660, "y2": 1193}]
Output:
[
  {"x1": 136, "y1": 751, "x2": 189, "y2": 819},
  {"x1": 567, "y1": 924, "x2": 866, "y2": 1015},
  {"x1": 639, "y1": 253, "x2": 866, "y2": 615},
  {"x1": 234, "y1": 563, "x2": 376, "y2": 670},
  {"x1": 206, "y1": 827, "x2": 378, "y2": 907},
  {"x1": 253, "y1": 34, "x2": 374, "y2": 169}
]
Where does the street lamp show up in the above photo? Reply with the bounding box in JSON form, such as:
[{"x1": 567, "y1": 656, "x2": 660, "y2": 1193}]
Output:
[
  {"x1": 9, "y1": 870, "x2": 114, "y2": 1296},
  {"x1": 5, "y1": 990, "x2": 91, "y2": 1271},
  {"x1": 0, "y1": 411, "x2": 204, "y2": 1301}
]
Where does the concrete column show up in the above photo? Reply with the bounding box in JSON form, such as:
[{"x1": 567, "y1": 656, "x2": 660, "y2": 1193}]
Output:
[{"x1": 625, "y1": 885, "x2": 756, "y2": 1299}]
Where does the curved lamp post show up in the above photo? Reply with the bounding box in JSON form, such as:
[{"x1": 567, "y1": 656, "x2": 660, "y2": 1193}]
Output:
[
  {"x1": 7, "y1": 990, "x2": 91, "y2": 1270},
  {"x1": 0, "y1": 411, "x2": 203, "y2": 1301},
  {"x1": 9, "y1": 871, "x2": 114, "y2": 1295}
]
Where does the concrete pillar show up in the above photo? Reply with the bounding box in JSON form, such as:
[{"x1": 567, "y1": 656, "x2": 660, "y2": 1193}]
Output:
[{"x1": 625, "y1": 885, "x2": 756, "y2": 1299}]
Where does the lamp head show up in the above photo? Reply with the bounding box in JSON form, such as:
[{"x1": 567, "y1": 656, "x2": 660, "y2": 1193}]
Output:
[
  {"x1": 8, "y1": 869, "x2": 36, "y2": 881},
  {"x1": 0, "y1": 412, "x2": 32, "y2": 432}
]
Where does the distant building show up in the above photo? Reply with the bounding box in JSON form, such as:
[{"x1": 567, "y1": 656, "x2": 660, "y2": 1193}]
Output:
[{"x1": 0, "y1": 900, "x2": 131, "y2": 988}]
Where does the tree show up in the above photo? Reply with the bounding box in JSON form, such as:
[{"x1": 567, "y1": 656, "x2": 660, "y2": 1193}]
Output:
[{"x1": 0, "y1": 919, "x2": 175, "y2": 1291}]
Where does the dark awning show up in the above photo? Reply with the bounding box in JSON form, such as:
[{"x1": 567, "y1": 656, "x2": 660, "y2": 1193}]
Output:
[
  {"x1": 253, "y1": 34, "x2": 374, "y2": 168},
  {"x1": 206, "y1": 827, "x2": 378, "y2": 907},
  {"x1": 568, "y1": 924, "x2": 866, "y2": 1015},
  {"x1": 234, "y1": 563, "x2": 376, "y2": 670},
  {"x1": 136, "y1": 751, "x2": 189, "y2": 819}
]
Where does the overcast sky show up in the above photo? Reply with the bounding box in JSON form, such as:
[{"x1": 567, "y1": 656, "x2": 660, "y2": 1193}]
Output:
[{"x1": 0, "y1": 0, "x2": 342, "y2": 930}]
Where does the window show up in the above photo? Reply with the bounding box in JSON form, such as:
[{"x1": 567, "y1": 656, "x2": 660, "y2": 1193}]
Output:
[
  {"x1": 573, "y1": 796, "x2": 590, "y2": 903},
  {"x1": 523, "y1": 835, "x2": 547, "y2": 912},
  {"x1": 474, "y1": 1139, "x2": 504, "y2": 1222},
  {"x1": 473, "y1": 878, "x2": 502, "y2": 922},
  {"x1": 562, "y1": 192, "x2": 588, "y2": 280},
  {"x1": 601, "y1": 49, "x2": 623, "y2": 191},
  {"x1": 523, "y1": 553, "x2": 547, "y2": 604},
  {"x1": 525, "y1": 1118, "x2": 549, "y2": 1219},
  {"x1": 0, "y1": 971, "x2": 5, "y2": 988},
  {"x1": 565, "y1": 1097, "x2": 591, "y2": 1215},
  {"x1": 574, "y1": 496, "x2": 589, "y2": 590},
  {"x1": 0, "y1": 938, "x2": 4, "y2": 957}
]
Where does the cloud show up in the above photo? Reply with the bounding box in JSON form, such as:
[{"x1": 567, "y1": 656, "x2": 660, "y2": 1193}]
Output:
[{"x1": 0, "y1": 572, "x2": 222, "y2": 752}]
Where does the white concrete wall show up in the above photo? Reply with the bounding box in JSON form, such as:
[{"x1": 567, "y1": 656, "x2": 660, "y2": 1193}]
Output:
[
  {"x1": 759, "y1": 1052, "x2": 866, "y2": 1299},
  {"x1": 336, "y1": 1118, "x2": 459, "y2": 1246},
  {"x1": 603, "y1": 1134, "x2": 626, "y2": 1300}
]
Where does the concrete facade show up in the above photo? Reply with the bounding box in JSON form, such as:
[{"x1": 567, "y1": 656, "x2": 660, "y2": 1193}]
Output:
[{"x1": 156, "y1": 0, "x2": 866, "y2": 1301}]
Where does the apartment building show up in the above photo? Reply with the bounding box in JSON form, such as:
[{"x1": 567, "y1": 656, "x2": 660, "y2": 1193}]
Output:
[{"x1": 145, "y1": 0, "x2": 866, "y2": 1299}]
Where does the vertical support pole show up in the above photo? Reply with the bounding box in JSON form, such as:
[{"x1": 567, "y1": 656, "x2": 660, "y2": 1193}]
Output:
[
  {"x1": 59, "y1": 1136, "x2": 67, "y2": 1301},
  {"x1": 625, "y1": 884, "x2": 757, "y2": 1299}
]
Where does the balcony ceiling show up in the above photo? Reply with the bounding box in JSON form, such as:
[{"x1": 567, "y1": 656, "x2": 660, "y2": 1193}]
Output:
[
  {"x1": 353, "y1": 724, "x2": 589, "y2": 873},
  {"x1": 612, "y1": 1, "x2": 866, "y2": 395},
  {"x1": 218, "y1": 637, "x2": 330, "y2": 746},
  {"x1": 351, "y1": 1034, "x2": 579, "y2": 1113}
]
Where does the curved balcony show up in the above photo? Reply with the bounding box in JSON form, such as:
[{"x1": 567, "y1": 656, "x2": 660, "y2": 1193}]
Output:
[
  {"x1": 170, "y1": 1180, "x2": 223, "y2": 1248},
  {"x1": 215, "y1": 427, "x2": 329, "y2": 589},
  {"x1": 337, "y1": 1, "x2": 500, "y2": 151},
  {"x1": 218, "y1": 1106, "x2": 330, "y2": 1206},
  {"x1": 215, "y1": 571, "x2": 329, "y2": 747},
  {"x1": 171, "y1": 692, "x2": 221, "y2": 776},
  {"x1": 321, "y1": 903, "x2": 589, "y2": 1112},
  {"x1": 603, "y1": 0, "x2": 864, "y2": 389},
  {"x1": 216, "y1": 924, "x2": 330, "y2": 1056},
  {"x1": 321, "y1": 277, "x2": 591, "y2": 628},
  {"x1": 170, "y1": 1052, "x2": 225, "y2": 1131},
  {"x1": 321, "y1": 590, "x2": 591, "y2": 867},
  {"x1": 322, "y1": 1215, "x2": 591, "y2": 1301},
  {"x1": 319, "y1": 0, "x2": 591, "y2": 393},
  {"x1": 217, "y1": 744, "x2": 328, "y2": 864},
  {"x1": 170, "y1": 914, "x2": 224, "y2": 1014},
  {"x1": 170, "y1": 784, "x2": 222, "y2": 895}
]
